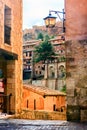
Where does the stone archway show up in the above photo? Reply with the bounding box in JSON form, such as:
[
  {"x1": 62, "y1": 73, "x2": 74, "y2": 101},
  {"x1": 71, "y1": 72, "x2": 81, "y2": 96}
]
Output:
[
  {"x1": 58, "y1": 65, "x2": 66, "y2": 79},
  {"x1": 48, "y1": 65, "x2": 55, "y2": 78},
  {"x1": 0, "y1": 54, "x2": 17, "y2": 114}
]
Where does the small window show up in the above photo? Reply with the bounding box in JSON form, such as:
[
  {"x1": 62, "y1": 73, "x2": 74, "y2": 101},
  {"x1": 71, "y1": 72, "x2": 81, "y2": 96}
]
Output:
[
  {"x1": 4, "y1": 5, "x2": 11, "y2": 45},
  {"x1": 26, "y1": 100, "x2": 29, "y2": 108},
  {"x1": 26, "y1": 52, "x2": 28, "y2": 56},
  {"x1": 38, "y1": 66, "x2": 40, "y2": 68},
  {"x1": 42, "y1": 65, "x2": 45, "y2": 70},
  {"x1": 34, "y1": 99, "x2": 36, "y2": 110},
  {"x1": 29, "y1": 52, "x2": 32, "y2": 57},
  {"x1": 39, "y1": 71, "x2": 41, "y2": 74},
  {"x1": 53, "y1": 104, "x2": 56, "y2": 111}
]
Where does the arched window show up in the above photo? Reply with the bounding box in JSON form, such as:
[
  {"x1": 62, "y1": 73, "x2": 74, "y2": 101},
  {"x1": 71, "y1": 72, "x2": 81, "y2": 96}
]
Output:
[
  {"x1": 58, "y1": 65, "x2": 66, "y2": 79},
  {"x1": 48, "y1": 66, "x2": 55, "y2": 78}
]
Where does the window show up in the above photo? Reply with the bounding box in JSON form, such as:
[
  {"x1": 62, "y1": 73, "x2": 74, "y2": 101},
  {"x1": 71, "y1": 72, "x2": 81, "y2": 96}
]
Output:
[
  {"x1": 29, "y1": 51, "x2": 32, "y2": 57},
  {"x1": 26, "y1": 100, "x2": 29, "y2": 108},
  {"x1": 53, "y1": 104, "x2": 56, "y2": 111},
  {"x1": 34, "y1": 99, "x2": 36, "y2": 110},
  {"x1": 26, "y1": 60, "x2": 30, "y2": 64},
  {"x1": 42, "y1": 65, "x2": 45, "y2": 70},
  {"x1": 58, "y1": 65, "x2": 66, "y2": 79},
  {"x1": 26, "y1": 52, "x2": 28, "y2": 56},
  {"x1": 39, "y1": 71, "x2": 41, "y2": 74},
  {"x1": 49, "y1": 66, "x2": 55, "y2": 78},
  {"x1": 4, "y1": 5, "x2": 11, "y2": 45},
  {"x1": 38, "y1": 66, "x2": 40, "y2": 68}
]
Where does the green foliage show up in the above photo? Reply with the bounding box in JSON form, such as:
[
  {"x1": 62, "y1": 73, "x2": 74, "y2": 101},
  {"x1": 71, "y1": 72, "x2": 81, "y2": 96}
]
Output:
[
  {"x1": 44, "y1": 34, "x2": 50, "y2": 41},
  {"x1": 61, "y1": 85, "x2": 66, "y2": 93},
  {"x1": 34, "y1": 40, "x2": 56, "y2": 63},
  {"x1": 51, "y1": 35, "x2": 55, "y2": 39},
  {"x1": 37, "y1": 32, "x2": 44, "y2": 41},
  {"x1": 60, "y1": 56, "x2": 66, "y2": 61}
]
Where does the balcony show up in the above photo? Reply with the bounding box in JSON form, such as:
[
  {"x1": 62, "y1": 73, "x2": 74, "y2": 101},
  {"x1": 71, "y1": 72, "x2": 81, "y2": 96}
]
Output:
[{"x1": 23, "y1": 68, "x2": 32, "y2": 72}]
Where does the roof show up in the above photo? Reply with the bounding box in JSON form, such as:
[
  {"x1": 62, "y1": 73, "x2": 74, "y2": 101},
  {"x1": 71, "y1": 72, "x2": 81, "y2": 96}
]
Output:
[
  {"x1": 23, "y1": 39, "x2": 41, "y2": 44},
  {"x1": 23, "y1": 84, "x2": 66, "y2": 97}
]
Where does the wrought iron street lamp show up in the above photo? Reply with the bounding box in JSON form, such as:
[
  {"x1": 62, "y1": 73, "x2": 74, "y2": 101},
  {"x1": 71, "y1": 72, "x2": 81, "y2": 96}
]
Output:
[{"x1": 44, "y1": 9, "x2": 65, "y2": 32}]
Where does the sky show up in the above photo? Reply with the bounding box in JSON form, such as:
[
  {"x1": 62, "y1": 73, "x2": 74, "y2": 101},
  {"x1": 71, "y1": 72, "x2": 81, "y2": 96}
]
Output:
[{"x1": 23, "y1": 0, "x2": 64, "y2": 29}]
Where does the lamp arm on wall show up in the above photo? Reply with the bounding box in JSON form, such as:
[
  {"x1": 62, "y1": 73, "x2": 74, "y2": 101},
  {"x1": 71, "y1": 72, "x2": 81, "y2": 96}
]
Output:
[
  {"x1": 49, "y1": 9, "x2": 65, "y2": 21},
  {"x1": 49, "y1": 9, "x2": 65, "y2": 32},
  {"x1": 44, "y1": 9, "x2": 65, "y2": 32}
]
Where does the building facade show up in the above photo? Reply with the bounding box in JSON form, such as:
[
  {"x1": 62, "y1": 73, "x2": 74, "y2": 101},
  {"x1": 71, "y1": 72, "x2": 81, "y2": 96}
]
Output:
[
  {"x1": 0, "y1": 0, "x2": 22, "y2": 114},
  {"x1": 23, "y1": 39, "x2": 45, "y2": 80},
  {"x1": 22, "y1": 84, "x2": 66, "y2": 112},
  {"x1": 65, "y1": 0, "x2": 87, "y2": 121},
  {"x1": 23, "y1": 31, "x2": 66, "y2": 91},
  {"x1": 44, "y1": 34, "x2": 66, "y2": 90}
]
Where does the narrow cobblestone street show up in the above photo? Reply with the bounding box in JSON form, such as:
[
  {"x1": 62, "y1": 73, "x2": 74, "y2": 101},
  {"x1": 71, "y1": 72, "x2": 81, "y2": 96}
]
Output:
[{"x1": 0, "y1": 119, "x2": 87, "y2": 130}]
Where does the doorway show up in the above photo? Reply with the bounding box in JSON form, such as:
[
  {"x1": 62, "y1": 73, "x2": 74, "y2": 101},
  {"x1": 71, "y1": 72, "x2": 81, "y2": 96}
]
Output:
[{"x1": 0, "y1": 55, "x2": 10, "y2": 113}]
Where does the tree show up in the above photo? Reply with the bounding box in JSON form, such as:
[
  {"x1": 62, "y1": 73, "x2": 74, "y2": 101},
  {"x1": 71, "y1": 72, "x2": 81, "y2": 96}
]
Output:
[
  {"x1": 34, "y1": 40, "x2": 56, "y2": 63},
  {"x1": 44, "y1": 34, "x2": 50, "y2": 41},
  {"x1": 37, "y1": 32, "x2": 44, "y2": 41}
]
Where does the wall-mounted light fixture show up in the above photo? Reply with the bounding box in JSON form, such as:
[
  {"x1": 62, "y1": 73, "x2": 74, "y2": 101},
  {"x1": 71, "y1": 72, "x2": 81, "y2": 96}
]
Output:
[{"x1": 43, "y1": 9, "x2": 65, "y2": 32}]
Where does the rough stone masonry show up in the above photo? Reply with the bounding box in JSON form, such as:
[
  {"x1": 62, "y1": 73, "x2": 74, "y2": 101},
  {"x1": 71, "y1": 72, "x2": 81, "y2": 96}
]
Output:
[{"x1": 65, "y1": 0, "x2": 87, "y2": 121}]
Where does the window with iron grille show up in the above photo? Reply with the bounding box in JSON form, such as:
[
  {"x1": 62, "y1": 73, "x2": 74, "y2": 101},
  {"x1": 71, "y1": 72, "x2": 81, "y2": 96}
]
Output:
[{"x1": 4, "y1": 5, "x2": 11, "y2": 45}]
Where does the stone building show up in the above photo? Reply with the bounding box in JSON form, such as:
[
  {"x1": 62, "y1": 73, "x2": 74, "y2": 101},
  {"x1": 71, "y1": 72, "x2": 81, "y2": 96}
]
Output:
[
  {"x1": 32, "y1": 34, "x2": 66, "y2": 91},
  {"x1": 22, "y1": 84, "x2": 66, "y2": 112},
  {"x1": 0, "y1": 0, "x2": 22, "y2": 114},
  {"x1": 65, "y1": 0, "x2": 87, "y2": 121},
  {"x1": 23, "y1": 28, "x2": 66, "y2": 90},
  {"x1": 23, "y1": 39, "x2": 45, "y2": 80},
  {"x1": 23, "y1": 22, "x2": 62, "y2": 41},
  {"x1": 23, "y1": 25, "x2": 65, "y2": 81},
  {"x1": 44, "y1": 34, "x2": 66, "y2": 89}
]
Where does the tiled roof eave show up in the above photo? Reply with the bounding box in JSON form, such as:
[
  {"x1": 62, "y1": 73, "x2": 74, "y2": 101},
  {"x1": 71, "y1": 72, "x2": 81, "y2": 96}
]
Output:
[
  {"x1": 23, "y1": 84, "x2": 66, "y2": 96},
  {"x1": 43, "y1": 94, "x2": 66, "y2": 97}
]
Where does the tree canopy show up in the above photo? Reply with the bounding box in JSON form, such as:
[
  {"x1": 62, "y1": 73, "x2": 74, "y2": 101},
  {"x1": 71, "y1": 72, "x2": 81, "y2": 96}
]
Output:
[
  {"x1": 34, "y1": 40, "x2": 56, "y2": 63},
  {"x1": 37, "y1": 32, "x2": 44, "y2": 41}
]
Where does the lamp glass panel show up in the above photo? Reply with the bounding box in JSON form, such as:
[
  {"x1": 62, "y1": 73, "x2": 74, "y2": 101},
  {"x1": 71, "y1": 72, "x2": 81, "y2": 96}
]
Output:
[
  {"x1": 45, "y1": 19, "x2": 49, "y2": 26},
  {"x1": 44, "y1": 17, "x2": 56, "y2": 27},
  {"x1": 49, "y1": 18, "x2": 56, "y2": 26}
]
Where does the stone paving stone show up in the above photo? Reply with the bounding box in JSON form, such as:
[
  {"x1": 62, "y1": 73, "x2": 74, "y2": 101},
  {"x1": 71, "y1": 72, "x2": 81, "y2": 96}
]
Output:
[{"x1": 0, "y1": 119, "x2": 87, "y2": 130}]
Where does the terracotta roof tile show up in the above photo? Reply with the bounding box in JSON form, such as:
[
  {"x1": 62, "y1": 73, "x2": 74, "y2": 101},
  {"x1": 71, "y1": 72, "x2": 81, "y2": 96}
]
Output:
[{"x1": 23, "y1": 84, "x2": 66, "y2": 96}]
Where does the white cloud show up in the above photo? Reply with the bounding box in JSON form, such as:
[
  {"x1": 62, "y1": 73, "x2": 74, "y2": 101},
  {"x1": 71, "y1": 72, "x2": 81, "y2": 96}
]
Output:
[{"x1": 23, "y1": 0, "x2": 64, "y2": 29}]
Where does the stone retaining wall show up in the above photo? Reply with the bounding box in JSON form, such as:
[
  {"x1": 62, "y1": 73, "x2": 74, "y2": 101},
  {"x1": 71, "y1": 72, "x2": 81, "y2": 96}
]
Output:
[
  {"x1": 32, "y1": 79, "x2": 66, "y2": 91},
  {"x1": 15, "y1": 109, "x2": 66, "y2": 120}
]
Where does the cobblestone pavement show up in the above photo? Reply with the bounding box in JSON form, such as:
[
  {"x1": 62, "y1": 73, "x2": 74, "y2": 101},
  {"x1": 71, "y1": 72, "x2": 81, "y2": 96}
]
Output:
[{"x1": 0, "y1": 119, "x2": 87, "y2": 130}]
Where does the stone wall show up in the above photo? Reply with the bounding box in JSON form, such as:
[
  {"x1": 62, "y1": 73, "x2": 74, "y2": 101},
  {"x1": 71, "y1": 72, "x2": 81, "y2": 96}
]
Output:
[
  {"x1": 0, "y1": 0, "x2": 22, "y2": 114},
  {"x1": 66, "y1": 40, "x2": 87, "y2": 122},
  {"x1": 32, "y1": 79, "x2": 66, "y2": 91},
  {"x1": 65, "y1": 0, "x2": 87, "y2": 122},
  {"x1": 65, "y1": 0, "x2": 87, "y2": 40},
  {"x1": 6, "y1": 60, "x2": 16, "y2": 113},
  {"x1": 15, "y1": 109, "x2": 66, "y2": 120}
]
